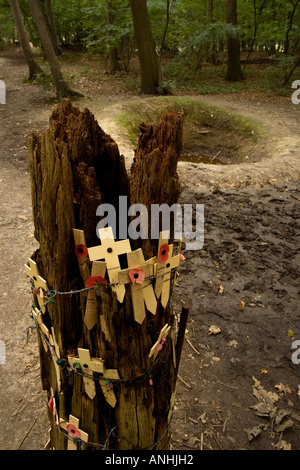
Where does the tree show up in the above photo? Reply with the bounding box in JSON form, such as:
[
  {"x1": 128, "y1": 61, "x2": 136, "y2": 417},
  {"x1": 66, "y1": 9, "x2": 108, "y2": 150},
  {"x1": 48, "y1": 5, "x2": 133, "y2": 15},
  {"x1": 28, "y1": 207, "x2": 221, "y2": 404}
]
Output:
[
  {"x1": 28, "y1": 0, "x2": 81, "y2": 99},
  {"x1": 8, "y1": 0, "x2": 44, "y2": 79},
  {"x1": 129, "y1": 0, "x2": 162, "y2": 94},
  {"x1": 27, "y1": 99, "x2": 186, "y2": 450},
  {"x1": 225, "y1": 0, "x2": 243, "y2": 81},
  {"x1": 106, "y1": 0, "x2": 120, "y2": 73},
  {"x1": 43, "y1": 0, "x2": 63, "y2": 55}
]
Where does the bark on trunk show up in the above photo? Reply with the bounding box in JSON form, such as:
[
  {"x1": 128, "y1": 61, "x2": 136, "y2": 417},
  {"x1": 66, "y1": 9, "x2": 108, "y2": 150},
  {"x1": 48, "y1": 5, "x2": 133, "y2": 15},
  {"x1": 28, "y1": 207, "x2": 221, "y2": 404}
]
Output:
[
  {"x1": 43, "y1": 0, "x2": 63, "y2": 55},
  {"x1": 226, "y1": 0, "x2": 243, "y2": 81},
  {"x1": 129, "y1": 0, "x2": 162, "y2": 94},
  {"x1": 9, "y1": 0, "x2": 44, "y2": 79},
  {"x1": 27, "y1": 99, "x2": 185, "y2": 450}
]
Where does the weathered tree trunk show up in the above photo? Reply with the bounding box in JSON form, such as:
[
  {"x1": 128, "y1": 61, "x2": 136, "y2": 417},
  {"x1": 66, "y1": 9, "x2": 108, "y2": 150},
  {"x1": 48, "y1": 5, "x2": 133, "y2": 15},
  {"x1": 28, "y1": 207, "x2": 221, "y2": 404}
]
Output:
[
  {"x1": 27, "y1": 100, "x2": 185, "y2": 450},
  {"x1": 28, "y1": 0, "x2": 80, "y2": 99},
  {"x1": 129, "y1": 0, "x2": 162, "y2": 94},
  {"x1": 9, "y1": 0, "x2": 44, "y2": 79},
  {"x1": 43, "y1": 0, "x2": 63, "y2": 55},
  {"x1": 225, "y1": 0, "x2": 243, "y2": 81},
  {"x1": 106, "y1": 0, "x2": 120, "y2": 73}
]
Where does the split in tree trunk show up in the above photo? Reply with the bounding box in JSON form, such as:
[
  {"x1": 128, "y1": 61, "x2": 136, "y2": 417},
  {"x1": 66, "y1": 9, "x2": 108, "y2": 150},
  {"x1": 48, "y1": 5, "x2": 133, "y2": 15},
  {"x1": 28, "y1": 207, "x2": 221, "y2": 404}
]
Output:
[{"x1": 27, "y1": 99, "x2": 187, "y2": 450}]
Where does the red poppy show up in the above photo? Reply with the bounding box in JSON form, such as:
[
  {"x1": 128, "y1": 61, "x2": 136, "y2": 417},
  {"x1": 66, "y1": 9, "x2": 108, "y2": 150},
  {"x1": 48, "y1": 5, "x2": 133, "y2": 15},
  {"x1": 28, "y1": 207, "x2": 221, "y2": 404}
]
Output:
[
  {"x1": 48, "y1": 396, "x2": 53, "y2": 413},
  {"x1": 75, "y1": 244, "x2": 88, "y2": 259},
  {"x1": 128, "y1": 269, "x2": 145, "y2": 285},
  {"x1": 85, "y1": 276, "x2": 107, "y2": 288},
  {"x1": 158, "y1": 243, "x2": 170, "y2": 263},
  {"x1": 66, "y1": 423, "x2": 81, "y2": 439},
  {"x1": 155, "y1": 336, "x2": 166, "y2": 352}
]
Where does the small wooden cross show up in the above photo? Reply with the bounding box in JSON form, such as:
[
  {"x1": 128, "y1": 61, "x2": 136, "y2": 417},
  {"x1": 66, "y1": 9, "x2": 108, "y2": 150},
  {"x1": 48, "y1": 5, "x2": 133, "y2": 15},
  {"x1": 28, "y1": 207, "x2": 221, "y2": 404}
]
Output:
[
  {"x1": 49, "y1": 327, "x2": 62, "y2": 392},
  {"x1": 88, "y1": 227, "x2": 131, "y2": 303},
  {"x1": 59, "y1": 415, "x2": 88, "y2": 450},
  {"x1": 118, "y1": 248, "x2": 157, "y2": 324},
  {"x1": 84, "y1": 261, "x2": 107, "y2": 330},
  {"x1": 73, "y1": 228, "x2": 90, "y2": 283},
  {"x1": 68, "y1": 348, "x2": 105, "y2": 400},
  {"x1": 32, "y1": 307, "x2": 50, "y2": 353},
  {"x1": 160, "y1": 244, "x2": 181, "y2": 307},
  {"x1": 149, "y1": 324, "x2": 171, "y2": 360},
  {"x1": 25, "y1": 258, "x2": 48, "y2": 313},
  {"x1": 68, "y1": 348, "x2": 119, "y2": 407},
  {"x1": 154, "y1": 230, "x2": 170, "y2": 299}
]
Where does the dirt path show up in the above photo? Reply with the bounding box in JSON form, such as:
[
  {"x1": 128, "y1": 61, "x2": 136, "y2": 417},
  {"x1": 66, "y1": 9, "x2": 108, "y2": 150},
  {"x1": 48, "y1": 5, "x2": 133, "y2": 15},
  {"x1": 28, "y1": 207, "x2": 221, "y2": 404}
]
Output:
[{"x1": 0, "y1": 48, "x2": 299, "y2": 450}]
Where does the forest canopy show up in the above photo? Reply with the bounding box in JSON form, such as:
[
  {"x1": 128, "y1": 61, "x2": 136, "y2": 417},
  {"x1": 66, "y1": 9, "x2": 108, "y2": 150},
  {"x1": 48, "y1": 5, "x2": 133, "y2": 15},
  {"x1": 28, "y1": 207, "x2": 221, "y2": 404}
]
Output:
[{"x1": 1, "y1": 0, "x2": 299, "y2": 96}]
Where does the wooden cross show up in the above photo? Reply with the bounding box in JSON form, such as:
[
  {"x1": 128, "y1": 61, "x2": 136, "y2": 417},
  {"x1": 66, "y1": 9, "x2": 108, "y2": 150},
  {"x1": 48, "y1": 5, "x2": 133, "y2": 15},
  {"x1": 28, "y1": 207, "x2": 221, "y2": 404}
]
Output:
[
  {"x1": 59, "y1": 415, "x2": 88, "y2": 450},
  {"x1": 25, "y1": 258, "x2": 48, "y2": 313},
  {"x1": 154, "y1": 230, "x2": 170, "y2": 299},
  {"x1": 68, "y1": 348, "x2": 119, "y2": 407},
  {"x1": 68, "y1": 348, "x2": 105, "y2": 400},
  {"x1": 73, "y1": 228, "x2": 90, "y2": 283},
  {"x1": 118, "y1": 248, "x2": 157, "y2": 324},
  {"x1": 48, "y1": 387, "x2": 59, "y2": 425},
  {"x1": 160, "y1": 244, "x2": 181, "y2": 307},
  {"x1": 49, "y1": 327, "x2": 62, "y2": 392},
  {"x1": 149, "y1": 324, "x2": 171, "y2": 360},
  {"x1": 88, "y1": 227, "x2": 131, "y2": 303},
  {"x1": 84, "y1": 261, "x2": 106, "y2": 330},
  {"x1": 32, "y1": 307, "x2": 50, "y2": 353}
]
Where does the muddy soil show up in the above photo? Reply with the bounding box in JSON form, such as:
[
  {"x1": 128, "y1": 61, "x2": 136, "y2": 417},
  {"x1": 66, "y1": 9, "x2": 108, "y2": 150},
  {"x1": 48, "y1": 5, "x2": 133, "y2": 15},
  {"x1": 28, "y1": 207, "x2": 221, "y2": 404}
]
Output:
[{"x1": 0, "y1": 48, "x2": 299, "y2": 451}]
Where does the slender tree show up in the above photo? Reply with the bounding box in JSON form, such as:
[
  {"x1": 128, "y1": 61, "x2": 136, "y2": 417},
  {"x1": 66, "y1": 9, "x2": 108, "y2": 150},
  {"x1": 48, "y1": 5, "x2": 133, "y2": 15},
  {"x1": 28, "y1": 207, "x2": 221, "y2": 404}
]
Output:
[
  {"x1": 28, "y1": 0, "x2": 81, "y2": 99},
  {"x1": 43, "y1": 0, "x2": 63, "y2": 55},
  {"x1": 225, "y1": 0, "x2": 243, "y2": 81},
  {"x1": 8, "y1": 0, "x2": 44, "y2": 79},
  {"x1": 129, "y1": 0, "x2": 162, "y2": 94},
  {"x1": 106, "y1": 0, "x2": 120, "y2": 73}
]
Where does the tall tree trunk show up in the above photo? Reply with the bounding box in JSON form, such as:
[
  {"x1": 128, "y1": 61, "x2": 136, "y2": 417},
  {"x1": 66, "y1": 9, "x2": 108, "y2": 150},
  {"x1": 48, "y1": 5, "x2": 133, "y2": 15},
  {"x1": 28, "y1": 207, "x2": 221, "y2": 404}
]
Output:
[
  {"x1": 43, "y1": 0, "x2": 63, "y2": 55},
  {"x1": 27, "y1": 99, "x2": 186, "y2": 450},
  {"x1": 28, "y1": 0, "x2": 81, "y2": 99},
  {"x1": 8, "y1": 0, "x2": 44, "y2": 79},
  {"x1": 225, "y1": 0, "x2": 243, "y2": 81},
  {"x1": 129, "y1": 0, "x2": 162, "y2": 94},
  {"x1": 106, "y1": 0, "x2": 120, "y2": 73},
  {"x1": 206, "y1": 0, "x2": 217, "y2": 64}
]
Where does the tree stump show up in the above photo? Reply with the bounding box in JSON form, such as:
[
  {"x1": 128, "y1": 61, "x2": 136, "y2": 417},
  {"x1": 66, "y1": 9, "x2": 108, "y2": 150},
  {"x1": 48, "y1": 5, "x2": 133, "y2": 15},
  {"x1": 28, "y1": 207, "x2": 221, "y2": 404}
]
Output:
[{"x1": 26, "y1": 99, "x2": 186, "y2": 450}]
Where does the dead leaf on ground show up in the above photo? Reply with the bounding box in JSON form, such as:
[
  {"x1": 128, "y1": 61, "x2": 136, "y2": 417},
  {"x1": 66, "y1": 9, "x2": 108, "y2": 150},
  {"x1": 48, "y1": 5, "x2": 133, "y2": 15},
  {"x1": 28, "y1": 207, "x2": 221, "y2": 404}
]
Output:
[
  {"x1": 208, "y1": 325, "x2": 221, "y2": 335},
  {"x1": 252, "y1": 376, "x2": 279, "y2": 405},
  {"x1": 239, "y1": 300, "x2": 245, "y2": 310},
  {"x1": 247, "y1": 424, "x2": 266, "y2": 441},
  {"x1": 275, "y1": 383, "x2": 292, "y2": 396},
  {"x1": 219, "y1": 285, "x2": 224, "y2": 294},
  {"x1": 228, "y1": 339, "x2": 238, "y2": 348},
  {"x1": 273, "y1": 439, "x2": 291, "y2": 450}
]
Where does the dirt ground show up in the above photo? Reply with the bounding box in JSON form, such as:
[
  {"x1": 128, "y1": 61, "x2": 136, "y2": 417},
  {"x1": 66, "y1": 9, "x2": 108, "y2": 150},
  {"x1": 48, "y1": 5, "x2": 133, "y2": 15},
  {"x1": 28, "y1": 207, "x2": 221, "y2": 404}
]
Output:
[{"x1": 0, "y1": 48, "x2": 299, "y2": 451}]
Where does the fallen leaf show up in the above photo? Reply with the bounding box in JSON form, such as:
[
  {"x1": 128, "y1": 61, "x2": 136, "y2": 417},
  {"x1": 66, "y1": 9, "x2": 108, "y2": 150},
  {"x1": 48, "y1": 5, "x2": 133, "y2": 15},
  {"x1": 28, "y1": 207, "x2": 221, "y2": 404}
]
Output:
[
  {"x1": 212, "y1": 356, "x2": 220, "y2": 362},
  {"x1": 252, "y1": 376, "x2": 279, "y2": 404},
  {"x1": 261, "y1": 368, "x2": 268, "y2": 374},
  {"x1": 219, "y1": 285, "x2": 224, "y2": 294},
  {"x1": 273, "y1": 440, "x2": 291, "y2": 450},
  {"x1": 247, "y1": 424, "x2": 265, "y2": 441},
  {"x1": 208, "y1": 325, "x2": 221, "y2": 335},
  {"x1": 250, "y1": 402, "x2": 275, "y2": 417},
  {"x1": 288, "y1": 330, "x2": 294, "y2": 340},
  {"x1": 298, "y1": 386, "x2": 300, "y2": 398},
  {"x1": 228, "y1": 339, "x2": 238, "y2": 348},
  {"x1": 18, "y1": 215, "x2": 28, "y2": 221},
  {"x1": 275, "y1": 418, "x2": 294, "y2": 433},
  {"x1": 275, "y1": 383, "x2": 292, "y2": 396},
  {"x1": 239, "y1": 300, "x2": 245, "y2": 310}
]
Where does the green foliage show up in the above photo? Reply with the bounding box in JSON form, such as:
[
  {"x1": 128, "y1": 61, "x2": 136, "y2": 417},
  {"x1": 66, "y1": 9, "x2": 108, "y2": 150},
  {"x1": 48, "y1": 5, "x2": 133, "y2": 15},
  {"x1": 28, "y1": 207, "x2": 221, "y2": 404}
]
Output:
[{"x1": 0, "y1": 0, "x2": 15, "y2": 47}]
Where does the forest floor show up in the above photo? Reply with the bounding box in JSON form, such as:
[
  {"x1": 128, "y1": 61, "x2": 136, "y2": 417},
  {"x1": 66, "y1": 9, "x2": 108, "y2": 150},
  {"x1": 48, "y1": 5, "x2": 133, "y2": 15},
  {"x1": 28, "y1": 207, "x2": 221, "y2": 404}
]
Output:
[{"x1": 0, "y1": 47, "x2": 299, "y2": 451}]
